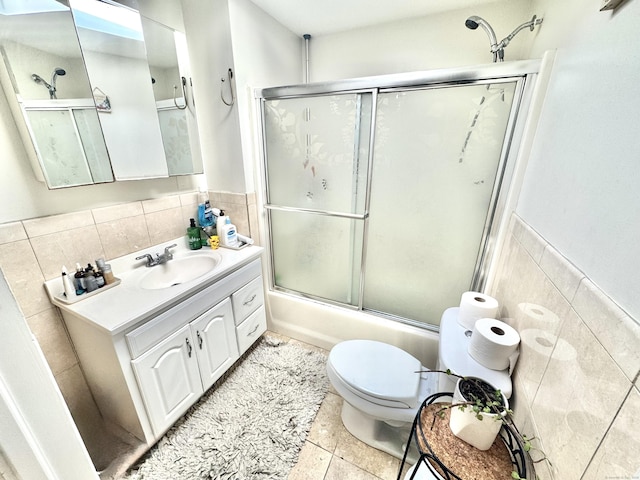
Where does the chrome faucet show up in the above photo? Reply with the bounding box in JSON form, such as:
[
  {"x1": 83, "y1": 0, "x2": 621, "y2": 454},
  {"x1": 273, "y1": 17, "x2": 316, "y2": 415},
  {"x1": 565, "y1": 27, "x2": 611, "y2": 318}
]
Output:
[{"x1": 135, "y1": 244, "x2": 177, "y2": 267}]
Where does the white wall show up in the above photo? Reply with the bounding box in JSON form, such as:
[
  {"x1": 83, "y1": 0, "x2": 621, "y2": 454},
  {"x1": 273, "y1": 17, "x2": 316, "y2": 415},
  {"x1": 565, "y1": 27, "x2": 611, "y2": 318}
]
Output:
[
  {"x1": 519, "y1": 0, "x2": 640, "y2": 320},
  {"x1": 0, "y1": 269, "x2": 97, "y2": 479},
  {"x1": 228, "y1": 0, "x2": 303, "y2": 193},
  {"x1": 307, "y1": 0, "x2": 536, "y2": 80},
  {"x1": 181, "y1": 0, "x2": 247, "y2": 193}
]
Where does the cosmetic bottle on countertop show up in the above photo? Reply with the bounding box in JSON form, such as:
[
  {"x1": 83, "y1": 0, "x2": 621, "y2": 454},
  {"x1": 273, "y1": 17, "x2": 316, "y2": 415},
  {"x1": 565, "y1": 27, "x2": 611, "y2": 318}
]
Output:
[
  {"x1": 61, "y1": 266, "x2": 77, "y2": 300},
  {"x1": 187, "y1": 218, "x2": 202, "y2": 250}
]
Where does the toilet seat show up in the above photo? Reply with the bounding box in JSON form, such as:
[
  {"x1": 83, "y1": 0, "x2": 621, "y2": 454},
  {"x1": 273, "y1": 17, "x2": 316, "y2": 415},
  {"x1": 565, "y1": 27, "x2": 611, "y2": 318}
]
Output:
[{"x1": 328, "y1": 340, "x2": 422, "y2": 408}]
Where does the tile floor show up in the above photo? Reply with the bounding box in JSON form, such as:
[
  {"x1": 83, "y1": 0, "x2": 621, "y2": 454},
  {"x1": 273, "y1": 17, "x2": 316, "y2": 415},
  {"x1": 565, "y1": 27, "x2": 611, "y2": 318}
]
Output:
[
  {"x1": 101, "y1": 332, "x2": 410, "y2": 480},
  {"x1": 283, "y1": 335, "x2": 407, "y2": 480}
]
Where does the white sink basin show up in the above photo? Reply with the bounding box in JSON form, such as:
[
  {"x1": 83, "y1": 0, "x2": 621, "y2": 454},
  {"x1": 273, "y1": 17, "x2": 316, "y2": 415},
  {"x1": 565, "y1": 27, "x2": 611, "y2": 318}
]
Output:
[{"x1": 138, "y1": 254, "x2": 222, "y2": 290}]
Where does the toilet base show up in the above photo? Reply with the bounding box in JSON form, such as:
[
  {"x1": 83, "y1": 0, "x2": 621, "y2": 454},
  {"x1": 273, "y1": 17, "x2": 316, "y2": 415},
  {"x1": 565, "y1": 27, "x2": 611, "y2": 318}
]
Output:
[{"x1": 340, "y1": 401, "x2": 419, "y2": 463}]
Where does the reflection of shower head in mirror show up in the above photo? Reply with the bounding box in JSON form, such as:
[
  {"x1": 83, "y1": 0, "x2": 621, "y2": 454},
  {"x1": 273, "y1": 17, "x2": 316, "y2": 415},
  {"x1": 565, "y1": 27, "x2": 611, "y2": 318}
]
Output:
[
  {"x1": 32, "y1": 67, "x2": 66, "y2": 99},
  {"x1": 50, "y1": 67, "x2": 66, "y2": 99}
]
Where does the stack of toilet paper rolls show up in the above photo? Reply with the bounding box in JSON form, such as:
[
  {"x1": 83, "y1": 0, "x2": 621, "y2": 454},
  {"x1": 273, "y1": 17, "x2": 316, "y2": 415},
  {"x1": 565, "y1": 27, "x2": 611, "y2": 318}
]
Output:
[{"x1": 458, "y1": 291, "x2": 520, "y2": 373}]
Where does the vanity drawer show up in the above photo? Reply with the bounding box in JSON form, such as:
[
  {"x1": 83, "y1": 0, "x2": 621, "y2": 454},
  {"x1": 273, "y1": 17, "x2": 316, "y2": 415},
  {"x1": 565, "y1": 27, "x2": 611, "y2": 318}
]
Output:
[
  {"x1": 236, "y1": 306, "x2": 266, "y2": 353},
  {"x1": 231, "y1": 276, "x2": 264, "y2": 326}
]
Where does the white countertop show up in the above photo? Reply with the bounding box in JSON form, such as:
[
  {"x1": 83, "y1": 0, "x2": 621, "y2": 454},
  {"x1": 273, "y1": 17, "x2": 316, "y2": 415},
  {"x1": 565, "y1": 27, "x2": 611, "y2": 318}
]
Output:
[{"x1": 44, "y1": 237, "x2": 264, "y2": 335}]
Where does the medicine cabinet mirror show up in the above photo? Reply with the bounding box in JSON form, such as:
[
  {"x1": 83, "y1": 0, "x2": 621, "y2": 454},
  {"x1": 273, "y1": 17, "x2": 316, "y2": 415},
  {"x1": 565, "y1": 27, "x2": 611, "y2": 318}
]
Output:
[
  {"x1": 0, "y1": 0, "x2": 202, "y2": 189},
  {"x1": 140, "y1": 16, "x2": 203, "y2": 176}
]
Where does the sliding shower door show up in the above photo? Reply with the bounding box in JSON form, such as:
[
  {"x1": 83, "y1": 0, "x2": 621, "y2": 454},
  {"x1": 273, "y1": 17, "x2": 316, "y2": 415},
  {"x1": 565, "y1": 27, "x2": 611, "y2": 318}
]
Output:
[
  {"x1": 363, "y1": 82, "x2": 517, "y2": 324},
  {"x1": 263, "y1": 93, "x2": 372, "y2": 305},
  {"x1": 261, "y1": 68, "x2": 530, "y2": 327}
]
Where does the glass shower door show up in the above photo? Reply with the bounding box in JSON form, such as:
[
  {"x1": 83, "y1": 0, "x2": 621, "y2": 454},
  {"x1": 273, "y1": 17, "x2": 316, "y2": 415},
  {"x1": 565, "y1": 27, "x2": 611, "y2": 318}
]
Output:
[
  {"x1": 263, "y1": 93, "x2": 373, "y2": 305},
  {"x1": 363, "y1": 82, "x2": 518, "y2": 324}
]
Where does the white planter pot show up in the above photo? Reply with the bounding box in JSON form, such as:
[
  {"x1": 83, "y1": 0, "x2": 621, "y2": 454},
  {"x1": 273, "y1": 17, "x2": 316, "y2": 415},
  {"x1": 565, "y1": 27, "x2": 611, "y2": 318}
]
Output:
[{"x1": 448, "y1": 377, "x2": 509, "y2": 451}]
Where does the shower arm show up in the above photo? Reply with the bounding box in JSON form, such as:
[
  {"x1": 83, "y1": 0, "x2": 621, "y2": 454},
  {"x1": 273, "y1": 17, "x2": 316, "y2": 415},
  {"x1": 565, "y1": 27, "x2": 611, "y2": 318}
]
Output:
[{"x1": 493, "y1": 15, "x2": 543, "y2": 54}]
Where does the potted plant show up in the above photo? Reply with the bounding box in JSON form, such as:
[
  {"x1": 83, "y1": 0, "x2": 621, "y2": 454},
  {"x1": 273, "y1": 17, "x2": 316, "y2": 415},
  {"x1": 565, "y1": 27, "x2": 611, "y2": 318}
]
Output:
[
  {"x1": 447, "y1": 376, "x2": 509, "y2": 450},
  {"x1": 411, "y1": 369, "x2": 548, "y2": 480}
]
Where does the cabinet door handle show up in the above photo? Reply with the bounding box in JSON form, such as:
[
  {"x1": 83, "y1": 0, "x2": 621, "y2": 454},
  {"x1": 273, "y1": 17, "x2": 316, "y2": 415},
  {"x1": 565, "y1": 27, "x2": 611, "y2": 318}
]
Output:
[
  {"x1": 197, "y1": 331, "x2": 203, "y2": 349},
  {"x1": 243, "y1": 294, "x2": 257, "y2": 306},
  {"x1": 247, "y1": 323, "x2": 260, "y2": 337},
  {"x1": 186, "y1": 338, "x2": 192, "y2": 357}
]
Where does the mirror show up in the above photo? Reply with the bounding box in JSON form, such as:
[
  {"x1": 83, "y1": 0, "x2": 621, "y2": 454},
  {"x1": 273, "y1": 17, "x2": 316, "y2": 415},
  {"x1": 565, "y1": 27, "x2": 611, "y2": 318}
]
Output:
[
  {"x1": 0, "y1": 0, "x2": 202, "y2": 189},
  {"x1": 141, "y1": 16, "x2": 203, "y2": 176},
  {"x1": 0, "y1": 1, "x2": 115, "y2": 188},
  {"x1": 69, "y1": 0, "x2": 168, "y2": 180}
]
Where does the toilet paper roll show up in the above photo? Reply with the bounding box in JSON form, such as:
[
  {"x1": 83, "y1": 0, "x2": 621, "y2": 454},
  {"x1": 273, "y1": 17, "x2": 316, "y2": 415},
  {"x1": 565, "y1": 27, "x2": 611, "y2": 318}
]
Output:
[
  {"x1": 457, "y1": 291, "x2": 499, "y2": 330},
  {"x1": 468, "y1": 318, "x2": 520, "y2": 371}
]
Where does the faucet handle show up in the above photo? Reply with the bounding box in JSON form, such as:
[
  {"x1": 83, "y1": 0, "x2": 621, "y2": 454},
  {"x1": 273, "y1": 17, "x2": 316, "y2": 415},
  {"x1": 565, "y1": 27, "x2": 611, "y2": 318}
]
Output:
[
  {"x1": 164, "y1": 243, "x2": 178, "y2": 257},
  {"x1": 135, "y1": 253, "x2": 154, "y2": 266}
]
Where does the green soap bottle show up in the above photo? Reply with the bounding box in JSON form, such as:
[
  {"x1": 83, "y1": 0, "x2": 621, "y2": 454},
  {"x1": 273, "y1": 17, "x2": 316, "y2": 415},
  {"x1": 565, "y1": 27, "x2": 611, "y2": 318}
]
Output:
[{"x1": 187, "y1": 218, "x2": 202, "y2": 250}]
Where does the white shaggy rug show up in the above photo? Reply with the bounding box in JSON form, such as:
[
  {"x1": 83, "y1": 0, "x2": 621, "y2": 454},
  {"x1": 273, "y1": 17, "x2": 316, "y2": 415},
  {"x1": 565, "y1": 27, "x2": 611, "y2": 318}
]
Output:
[{"x1": 124, "y1": 335, "x2": 328, "y2": 480}]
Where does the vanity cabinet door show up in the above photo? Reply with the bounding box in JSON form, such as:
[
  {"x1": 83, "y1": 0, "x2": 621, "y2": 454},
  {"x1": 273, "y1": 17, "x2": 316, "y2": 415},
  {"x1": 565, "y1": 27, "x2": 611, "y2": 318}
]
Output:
[
  {"x1": 132, "y1": 324, "x2": 203, "y2": 437},
  {"x1": 190, "y1": 298, "x2": 240, "y2": 391}
]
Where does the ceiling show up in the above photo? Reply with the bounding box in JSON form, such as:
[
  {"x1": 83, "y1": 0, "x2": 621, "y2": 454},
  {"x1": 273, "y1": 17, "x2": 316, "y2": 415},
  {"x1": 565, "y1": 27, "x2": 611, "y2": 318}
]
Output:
[{"x1": 247, "y1": 0, "x2": 504, "y2": 36}]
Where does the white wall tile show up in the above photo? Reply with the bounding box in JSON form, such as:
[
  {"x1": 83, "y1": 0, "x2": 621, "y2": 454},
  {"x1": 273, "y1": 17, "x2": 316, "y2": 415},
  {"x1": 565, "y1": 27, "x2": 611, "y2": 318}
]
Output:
[
  {"x1": 92, "y1": 202, "x2": 144, "y2": 224},
  {"x1": 573, "y1": 279, "x2": 640, "y2": 381},
  {"x1": 582, "y1": 386, "x2": 640, "y2": 480},
  {"x1": 532, "y1": 309, "x2": 630, "y2": 480},
  {"x1": 22, "y1": 211, "x2": 95, "y2": 238},
  {"x1": 0, "y1": 222, "x2": 27, "y2": 244}
]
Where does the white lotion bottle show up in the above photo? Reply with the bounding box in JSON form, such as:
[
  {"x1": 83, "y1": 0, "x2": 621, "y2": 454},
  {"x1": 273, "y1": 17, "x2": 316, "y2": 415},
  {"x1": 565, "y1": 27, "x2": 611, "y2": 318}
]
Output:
[
  {"x1": 216, "y1": 211, "x2": 226, "y2": 238},
  {"x1": 219, "y1": 217, "x2": 238, "y2": 247},
  {"x1": 61, "y1": 265, "x2": 77, "y2": 300}
]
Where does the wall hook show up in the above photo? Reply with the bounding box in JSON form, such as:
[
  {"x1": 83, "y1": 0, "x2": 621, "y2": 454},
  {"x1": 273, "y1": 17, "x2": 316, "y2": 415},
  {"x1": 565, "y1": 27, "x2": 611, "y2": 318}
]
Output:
[{"x1": 221, "y1": 68, "x2": 235, "y2": 107}]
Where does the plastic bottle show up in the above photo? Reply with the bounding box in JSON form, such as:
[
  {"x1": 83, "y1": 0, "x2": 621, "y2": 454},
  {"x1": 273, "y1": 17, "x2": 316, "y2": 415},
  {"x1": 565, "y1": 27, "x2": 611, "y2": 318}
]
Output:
[
  {"x1": 84, "y1": 263, "x2": 98, "y2": 292},
  {"x1": 102, "y1": 264, "x2": 115, "y2": 285},
  {"x1": 216, "y1": 210, "x2": 226, "y2": 238},
  {"x1": 187, "y1": 218, "x2": 202, "y2": 250},
  {"x1": 219, "y1": 217, "x2": 238, "y2": 247},
  {"x1": 61, "y1": 266, "x2": 77, "y2": 300},
  {"x1": 74, "y1": 263, "x2": 86, "y2": 295}
]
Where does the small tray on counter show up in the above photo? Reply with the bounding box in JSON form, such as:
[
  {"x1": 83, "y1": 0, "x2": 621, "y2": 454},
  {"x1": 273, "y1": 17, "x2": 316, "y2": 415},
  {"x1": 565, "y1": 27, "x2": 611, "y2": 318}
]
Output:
[
  {"x1": 219, "y1": 241, "x2": 250, "y2": 251},
  {"x1": 52, "y1": 278, "x2": 121, "y2": 305}
]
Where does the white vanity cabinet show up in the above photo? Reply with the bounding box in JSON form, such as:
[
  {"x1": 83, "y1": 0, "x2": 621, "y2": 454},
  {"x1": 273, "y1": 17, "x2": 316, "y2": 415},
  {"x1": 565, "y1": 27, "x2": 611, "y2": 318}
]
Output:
[
  {"x1": 49, "y1": 248, "x2": 266, "y2": 446},
  {"x1": 130, "y1": 298, "x2": 238, "y2": 436}
]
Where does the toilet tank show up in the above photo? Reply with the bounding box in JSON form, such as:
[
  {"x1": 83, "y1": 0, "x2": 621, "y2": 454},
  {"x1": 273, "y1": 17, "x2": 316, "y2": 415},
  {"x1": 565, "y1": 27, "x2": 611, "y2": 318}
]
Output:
[{"x1": 437, "y1": 307, "x2": 513, "y2": 398}]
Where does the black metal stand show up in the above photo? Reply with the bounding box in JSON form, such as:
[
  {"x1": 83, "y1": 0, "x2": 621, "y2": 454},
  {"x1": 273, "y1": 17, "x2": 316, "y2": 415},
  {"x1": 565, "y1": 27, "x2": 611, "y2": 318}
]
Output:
[{"x1": 396, "y1": 392, "x2": 533, "y2": 480}]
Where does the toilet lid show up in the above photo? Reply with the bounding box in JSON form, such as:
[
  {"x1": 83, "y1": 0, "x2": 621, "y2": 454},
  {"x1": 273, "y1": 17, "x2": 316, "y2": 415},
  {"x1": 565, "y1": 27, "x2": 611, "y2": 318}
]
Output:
[{"x1": 329, "y1": 340, "x2": 422, "y2": 407}]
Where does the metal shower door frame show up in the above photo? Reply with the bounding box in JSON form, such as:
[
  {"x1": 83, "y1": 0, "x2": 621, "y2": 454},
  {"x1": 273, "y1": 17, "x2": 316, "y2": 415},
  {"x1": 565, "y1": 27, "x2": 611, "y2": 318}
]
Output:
[{"x1": 257, "y1": 59, "x2": 540, "y2": 327}]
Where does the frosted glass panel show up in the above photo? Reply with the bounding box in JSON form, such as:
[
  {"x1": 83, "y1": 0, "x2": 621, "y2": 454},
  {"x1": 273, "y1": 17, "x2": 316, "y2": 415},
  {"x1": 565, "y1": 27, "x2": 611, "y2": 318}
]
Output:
[
  {"x1": 264, "y1": 94, "x2": 371, "y2": 214},
  {"x1": 73, "y1": 109, "x2": 113, "y2": 183},
  {"x1": 271, "y1": 210, "x2": 363, "y2": 305},
  {"x1": 27, "y1": 109, "x2": 93, "y2": 187},
  {"x1": 363, "y1": 83, "x2": 517, "y2": 324},
  {"x1": 158, "y1": 108, "x2": 193, "y2": 175}
]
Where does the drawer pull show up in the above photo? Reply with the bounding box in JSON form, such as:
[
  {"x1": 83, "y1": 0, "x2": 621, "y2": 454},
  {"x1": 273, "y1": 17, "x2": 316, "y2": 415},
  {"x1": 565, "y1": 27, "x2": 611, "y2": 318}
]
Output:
[
  {"x1": 247, "y1": 323, "x2": 260, "y2": 337},
  {"x1": 186, "y1": 338, "x2": 192, "y2": 357},
  {"x1": 243, "y1": 294, "x2": 257, "y2": 306},
  {"x1": 197, "y1": 331, "x2": 203, "y2": 349}
]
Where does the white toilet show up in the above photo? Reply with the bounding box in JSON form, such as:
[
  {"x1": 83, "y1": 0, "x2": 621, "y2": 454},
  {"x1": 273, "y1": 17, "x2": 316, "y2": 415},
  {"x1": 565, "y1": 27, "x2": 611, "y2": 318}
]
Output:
[{"x1": 326, "y1": 307, "x2": 513, "y2": 460}]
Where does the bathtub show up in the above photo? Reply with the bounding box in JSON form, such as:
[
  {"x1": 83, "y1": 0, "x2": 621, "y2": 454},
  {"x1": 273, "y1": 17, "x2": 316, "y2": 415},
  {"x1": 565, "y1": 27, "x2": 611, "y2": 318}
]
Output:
[{"x1": 265, "y1": 290, "x2": 440, "y2": 369}]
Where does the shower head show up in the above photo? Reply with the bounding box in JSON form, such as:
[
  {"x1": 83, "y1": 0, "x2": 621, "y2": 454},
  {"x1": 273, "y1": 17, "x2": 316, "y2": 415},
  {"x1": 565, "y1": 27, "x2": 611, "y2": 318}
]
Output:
[
  {"x1": 48, "y1": 67, "x2": 66, "y2": 99},
  {"x1": 465, "y1": 16, "x2": 498, "y2": 62},
  {"x1": 465, "y1": 14, "x2": 543, "y2": 62}
]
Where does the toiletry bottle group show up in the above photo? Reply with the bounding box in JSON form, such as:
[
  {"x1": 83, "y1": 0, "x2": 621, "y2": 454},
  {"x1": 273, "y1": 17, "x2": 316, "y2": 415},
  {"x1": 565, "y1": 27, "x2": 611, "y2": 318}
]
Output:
[{"x1": 65, "y1": 259, "x2": 115, "y2": 299}]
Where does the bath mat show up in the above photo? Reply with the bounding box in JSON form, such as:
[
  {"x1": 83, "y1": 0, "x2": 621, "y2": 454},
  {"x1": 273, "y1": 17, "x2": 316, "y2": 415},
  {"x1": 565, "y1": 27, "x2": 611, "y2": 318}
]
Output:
[{"x1": 123, "y1": 335, "x2": 328, "y2": 480}]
